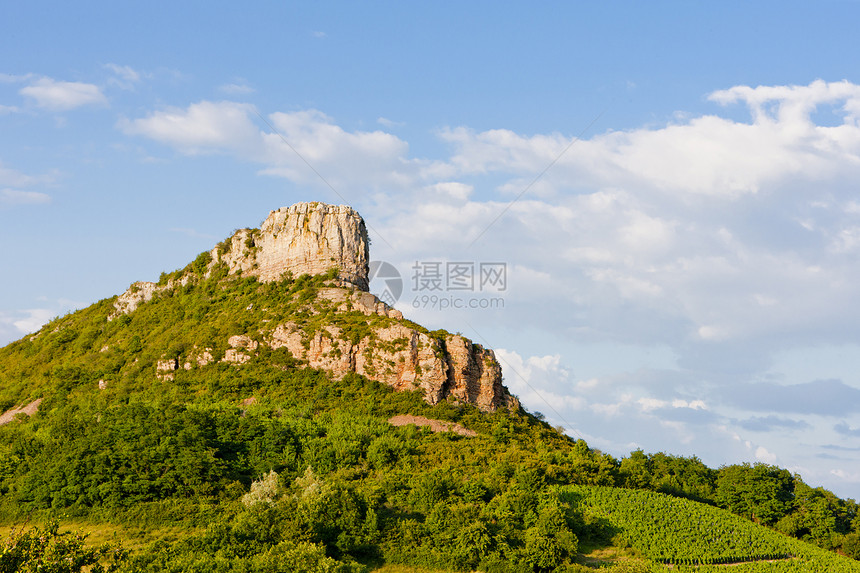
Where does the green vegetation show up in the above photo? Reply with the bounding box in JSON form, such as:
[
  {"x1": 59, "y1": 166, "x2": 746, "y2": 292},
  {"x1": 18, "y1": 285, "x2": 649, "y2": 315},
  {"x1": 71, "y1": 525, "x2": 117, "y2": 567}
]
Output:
[
  {"x1": 1, "y1": 253, "x2": 859, "y2": 572},
  {"x1": 1, "y1": 520, "x2": 127, "y2": 572}
]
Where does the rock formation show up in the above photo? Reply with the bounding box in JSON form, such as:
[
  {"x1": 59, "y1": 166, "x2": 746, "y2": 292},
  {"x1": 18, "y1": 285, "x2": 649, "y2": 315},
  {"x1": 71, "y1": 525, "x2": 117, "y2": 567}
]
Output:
[
  {"x1": 212, "y1": 202, "x2": 369, "y2": 289},
  {"x1": 263, "y1": 288, "x2": 517, "y2": 411},
  {"x1": 118, "y1": 201, "x2": 517, "y2": 412}
]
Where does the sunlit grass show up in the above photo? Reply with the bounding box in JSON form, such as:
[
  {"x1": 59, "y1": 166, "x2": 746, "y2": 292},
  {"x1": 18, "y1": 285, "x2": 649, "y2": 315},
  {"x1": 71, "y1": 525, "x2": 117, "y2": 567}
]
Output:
[{"x1": 0, "y1": 519, "x2": 199, "y2": 553}]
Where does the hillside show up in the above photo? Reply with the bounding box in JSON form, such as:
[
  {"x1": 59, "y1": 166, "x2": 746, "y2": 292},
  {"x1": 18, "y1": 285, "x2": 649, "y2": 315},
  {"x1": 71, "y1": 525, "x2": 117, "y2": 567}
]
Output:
[{"x1": 1, "y1": 203, "x2": 860, "y2": 572}]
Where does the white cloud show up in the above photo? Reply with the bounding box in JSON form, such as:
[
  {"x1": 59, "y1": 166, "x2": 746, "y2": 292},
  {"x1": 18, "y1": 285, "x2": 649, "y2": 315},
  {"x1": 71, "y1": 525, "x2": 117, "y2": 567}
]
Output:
[
  {"x1": 0, "y1": 188, "x2": 50, "y2": 205},
  {"x1": 261, "y1": 109, "x2": 411, "y2": 189},
  {"x1": 119, "y1": 101, "x2": 262, "y2": 155},
  {"x1": 0, "y1": 162, "x2": 54, "y2": 207},
  {"x1": 426, "y1": 182, "x2": 473, "y2": 200},
  {"x1": 439, "y1": 80, "x2": 860, "y2": 199},
  {"x1": 377, "y1": 117, "x2": 404, "y2": 128},
  {"x1": 0, "y1": 309, "x2": 56, "y2": 340},
  {"x1": 105, "y1": 63, "x2": 140, "y2": 83},
  {"x1": 0, "y1": 162, "x2": 42, "y2": 187},
  {"x1": 218, "y1": 82, "x2": 255, "y2": 95},
  {"x1": 12, "y1": 308, "x2": 56, "y2": 334},
  {"x1": 754, "y1": 446, "x2": 777, "y2": 464},
  {"x1": 123, "y1": 101, "x2": 420, "y2": 194},
  {"x1": 638, "y1": 397, "x2": 667, "y2": 412},
  {"x1": 0, "y1": 104, "x2": 19, "y2": 115},
  {"x1": 20, "y1": 77, "x2": 107, "y2": 111},
  {"x1": 105, "y1": 63, "x2": 144, "y2": 90}
]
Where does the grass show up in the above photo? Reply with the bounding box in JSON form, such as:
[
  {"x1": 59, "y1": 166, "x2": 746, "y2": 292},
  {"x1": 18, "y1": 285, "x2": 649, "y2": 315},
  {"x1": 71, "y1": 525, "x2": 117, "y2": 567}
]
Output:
[
  {"x1": 369, "y1": 566, "x2": 463, "y2": 573},
  {"x1": 0, "y1": 519, "x2": 200, "y2": 554}
]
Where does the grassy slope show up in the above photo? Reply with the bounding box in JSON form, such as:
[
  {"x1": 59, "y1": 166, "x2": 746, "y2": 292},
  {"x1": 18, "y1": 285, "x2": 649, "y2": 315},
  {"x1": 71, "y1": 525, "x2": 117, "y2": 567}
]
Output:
[{"x1": 0, "y1": 264, "x2": 858, "y2": 572}]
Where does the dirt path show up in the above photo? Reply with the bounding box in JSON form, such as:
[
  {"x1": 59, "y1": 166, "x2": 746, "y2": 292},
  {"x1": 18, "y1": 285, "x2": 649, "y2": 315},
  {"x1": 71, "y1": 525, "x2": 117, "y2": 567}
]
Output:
[
  {"x1": 0, "y1": 399, "x2": 42, "y2": 426},
  {"x1": 388, "y1": 415, "x2": 477, "y2": 437}
]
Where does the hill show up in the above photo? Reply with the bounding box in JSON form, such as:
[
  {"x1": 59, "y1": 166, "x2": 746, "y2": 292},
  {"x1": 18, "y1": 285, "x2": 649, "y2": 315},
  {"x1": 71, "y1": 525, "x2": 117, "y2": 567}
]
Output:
[{"x1": 1, "y1": 202, "x2": 860, "y2": 572}]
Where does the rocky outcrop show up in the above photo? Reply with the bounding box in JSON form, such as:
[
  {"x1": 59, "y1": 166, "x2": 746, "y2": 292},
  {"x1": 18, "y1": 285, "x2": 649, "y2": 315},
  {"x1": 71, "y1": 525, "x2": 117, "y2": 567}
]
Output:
[
  {"x1": 111, "y1": 275, "x2": 191, "y2": 319},
  {"x1": 212, "y1": 203, "x2": 369, "y2": 289},
  {"x1": 114, "y1": 281, "x2": 160, "y2": 315},
  {"x1": 224, "y1": 335, "x2": 258, "y2": 364},
  {"x1": 263, "y1": 288, "x2": 517, "y2": 412},
  {"x1": 126, "y1": 201, "x2": 517, "y2": 412}
]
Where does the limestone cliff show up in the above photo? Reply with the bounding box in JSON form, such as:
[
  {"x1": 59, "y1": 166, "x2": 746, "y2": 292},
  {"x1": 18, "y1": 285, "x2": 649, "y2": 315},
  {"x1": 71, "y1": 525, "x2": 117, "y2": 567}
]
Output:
[
  {"x1": 212, "y1": 202, "x2": 369, "y2": 289},
  {"x1": 264, "y1": 287, "x2": 517, "y2": 412},
  {"x1": 117, "y1": 201, "x2": 517, "y2": 412}
]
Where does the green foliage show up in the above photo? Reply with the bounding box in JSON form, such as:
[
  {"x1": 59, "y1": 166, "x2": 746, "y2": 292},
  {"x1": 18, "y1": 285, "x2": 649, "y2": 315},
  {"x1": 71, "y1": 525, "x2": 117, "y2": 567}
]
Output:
[
  {"x1": 716, "y1": 463, "x2": 795, "y2": 526},
  {"x1": 0, "y1": 520, "x2": 127, "y2": 572},
  {"x1": 2, "y1": 263, "x2": 860, "y2": 572},
  {"x1": 567, "y1": 485, "x2": 860, "y2": 571}
]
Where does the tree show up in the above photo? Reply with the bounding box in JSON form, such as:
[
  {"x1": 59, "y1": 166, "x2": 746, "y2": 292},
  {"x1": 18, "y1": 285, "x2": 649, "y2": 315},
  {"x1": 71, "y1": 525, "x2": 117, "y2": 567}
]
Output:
[
  {"x1": 0, "y1": 520, "x2": 127, "y2": 573},
  {"x1": 715, "y1": 463, "x2": 794, "y2": 525}
]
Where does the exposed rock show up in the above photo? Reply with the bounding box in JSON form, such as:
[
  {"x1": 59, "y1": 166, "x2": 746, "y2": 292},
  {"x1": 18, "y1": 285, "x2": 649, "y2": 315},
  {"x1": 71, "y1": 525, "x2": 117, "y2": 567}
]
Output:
[
  {"x1": 388, "y1": 415, "x2": 477, "y2": 437},
  {"x1": 228, "y1": 335, "x2": 259, "y2": 351},
  {"x1": 212, "y1": 202, "x2": 369, "y2": 289},
  {"x1": 0, "y1": 399, "x2": 42, "y2": 426},
  {"x1": 443, "y1": 334, "x2": 510, "y2": 412},
  {"x1": 98, "y1": 379, "x2": 107, "y2": 390},
  {"x1": 113, "y1": 281, "x2": 160, "y2": 316},
  {"x1": 224, "y1": 349, "x2": 253, "y2": 364},
  {"x1": 156, "y1": 358, "x2": 179, "y2": 381},
  {"x1": 264, "y1": 287, "x2": 518, "y2": 412},
  {"x1": 184, "y1": 347, "x2": 214, "y2": 370},
  {"x1": 111, "y1": 275, "x2": 191, "y2": 318}
]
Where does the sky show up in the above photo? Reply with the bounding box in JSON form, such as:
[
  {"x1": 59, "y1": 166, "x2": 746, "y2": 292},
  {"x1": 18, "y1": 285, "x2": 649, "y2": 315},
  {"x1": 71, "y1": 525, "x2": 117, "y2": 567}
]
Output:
[{"x1": 3, "y1": 1, "x2": 860, "y2": 498}]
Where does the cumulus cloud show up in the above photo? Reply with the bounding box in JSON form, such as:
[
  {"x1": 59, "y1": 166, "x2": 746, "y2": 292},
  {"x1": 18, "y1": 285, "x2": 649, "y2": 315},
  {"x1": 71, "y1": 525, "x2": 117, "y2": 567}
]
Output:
[
  {"x1": 122, "y1": 101, "x2": 421, "y2": 196},
  {"x1": 119, "y1": 101, "x2": 262, "y2": 155},
  {"x1": 494, "y1": 349, "x2": 583, "y2": 419},
  {"x1": 440, "y1": 79, "x2": 860, "y2": 199},
  {"x1": 20, "y1": 77, "x2": 107, "y2": 111},
  {"x1": 755, "y1": 446, "x2": 778, "y2": 464},
  {"x1": 12, "y1": 308, "x2": 56, "y2": 334}
]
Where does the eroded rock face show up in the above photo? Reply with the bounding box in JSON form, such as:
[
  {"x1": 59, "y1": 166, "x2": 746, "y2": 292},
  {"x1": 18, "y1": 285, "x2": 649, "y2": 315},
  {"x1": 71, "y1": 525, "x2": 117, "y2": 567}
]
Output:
[
  {"x1": 264, "y1": 288, "x2": 518, "y2": 412},
  {"x1": 213, "y1": 203, "x2": 369, "y2": 289}
]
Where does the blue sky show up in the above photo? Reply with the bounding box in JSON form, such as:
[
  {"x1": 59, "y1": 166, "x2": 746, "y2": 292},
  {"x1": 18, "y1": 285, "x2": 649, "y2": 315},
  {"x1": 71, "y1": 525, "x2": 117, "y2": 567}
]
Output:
[{"x1": 4, "y1": 1, "x2": 860, "y2": 498}]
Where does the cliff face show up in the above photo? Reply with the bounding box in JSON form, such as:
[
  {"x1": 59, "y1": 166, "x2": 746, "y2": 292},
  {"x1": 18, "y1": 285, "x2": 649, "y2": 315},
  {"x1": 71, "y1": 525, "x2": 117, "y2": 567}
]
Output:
[
  {"x1": 264, "y1": 288, "x2": 517, "y2": 412},
  {"x1": 213, "y1": 203, "x2": 369, "y2": 290},
  {"x1": 117, "y1": 201, "x2": 517, "y2": 413}
]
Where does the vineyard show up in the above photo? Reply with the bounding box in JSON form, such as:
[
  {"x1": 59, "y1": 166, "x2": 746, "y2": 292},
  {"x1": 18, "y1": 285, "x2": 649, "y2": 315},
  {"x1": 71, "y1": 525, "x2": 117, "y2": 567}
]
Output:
[{"x1": 562, "y1": 485, "x2": 860, "y2": 572}]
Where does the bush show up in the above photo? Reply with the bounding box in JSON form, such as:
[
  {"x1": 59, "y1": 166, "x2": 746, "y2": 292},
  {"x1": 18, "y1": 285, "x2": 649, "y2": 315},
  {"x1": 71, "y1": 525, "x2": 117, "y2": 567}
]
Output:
[{"x1": 0, "y1": 520, "x2": 127, "y2": 573}]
